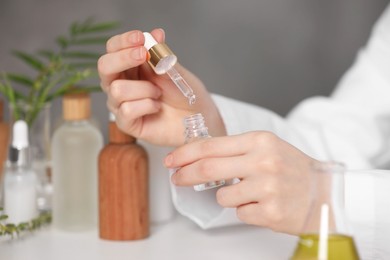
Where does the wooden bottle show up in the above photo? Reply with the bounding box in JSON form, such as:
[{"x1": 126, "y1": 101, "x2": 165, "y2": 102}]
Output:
[
  {"x1": 98, "y1": 115, "x2": 149, "y2": 240},
  {"x1": 0, "y1": 99, "x2": 10, "y2": 177}
]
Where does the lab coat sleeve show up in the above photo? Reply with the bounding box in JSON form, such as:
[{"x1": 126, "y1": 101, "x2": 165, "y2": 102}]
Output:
[{"x1": 170, "y1": 3, "x2": 390, "y2": 259}]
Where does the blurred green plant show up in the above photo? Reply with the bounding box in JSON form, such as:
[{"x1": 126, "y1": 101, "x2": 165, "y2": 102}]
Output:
[
  {"x1": 0, "y1": 207, "x2": 52, "y2": 239},
  {"x1": 0, "y1": 18, "x2": 119, "y2": 126}
]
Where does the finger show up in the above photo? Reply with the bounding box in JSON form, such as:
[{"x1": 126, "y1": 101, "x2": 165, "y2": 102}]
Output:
[
  {"x1": 216, "y1": 181, "x2": 260, "y2": 208},
  {"x1": 98, "y1": 47, "x2": 147, "y2": 88},
  {"x1": 165, "y1": 134, "x2": 251, "y2": 168},
  {"x1": 236, "y1": 202, "x2": 264, "y2": 226},
  {"x1": 171, "y1": 155, "x2": 249, "y2": 186},
  {"x1": 150, "y1": 28, "x2": 165, "y2": 43},
  {"x1": 115, "y1": 99, "x2": 161, "y2": 136},
  {"x1": 107, "y1": 79, "x2": 162, "y2": 109},
  {"x1": 118, "y1": 98, "x2": 161, "y2": 121},
  {"x1": 106, "y1": 30, "x2": 144, "y2": 53}
]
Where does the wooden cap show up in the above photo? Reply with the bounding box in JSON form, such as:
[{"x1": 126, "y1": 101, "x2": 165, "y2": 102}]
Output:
[
  {"x1": 109, "y1": 122, "x2": 135, "y2": 144},
  {"x1": 62, "y1": 93, "x2": 91, "y2": 121}
]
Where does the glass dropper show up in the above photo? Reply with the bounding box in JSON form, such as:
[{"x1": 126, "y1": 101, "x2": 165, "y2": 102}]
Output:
[{"x1": 143, "y1": 32, "x2": 196, "y2": 106}]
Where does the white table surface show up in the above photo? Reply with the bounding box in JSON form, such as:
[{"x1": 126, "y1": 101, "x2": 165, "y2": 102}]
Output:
[{"x1": 0, "y1": 214, "x2": 298, "y2": 260}]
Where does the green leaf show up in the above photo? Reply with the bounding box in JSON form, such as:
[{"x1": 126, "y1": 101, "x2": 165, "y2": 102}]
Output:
[
  {"x1": 73, "y1": 85, "x2": 101, "y2": 93},
  {"x1": 70, "y1": 21, "x2": 81, "y2": 36},
  {"x1": 6, "y1": 73, "x2": 34, "y2": 87},
  {"x1": 56, "y1": 36, "x2": 69, "y2": 49},
  {"x1": 0, "y1": 215, "x2": 8, "y2": 221},
  {"x1": 37, "y1": 50, "x2": 56, "y2": 60},
  {"x1": 0, "y1": 83, "x2": 6, "y2": 97},
  {"x1": 78, "y1": 21, "x2": 119, "y2": 34},
  {"x1": 70, "y1": 18, "x2": 119, "y2": 35},
  {"x1": 12, "y1": 51, "x2": 45, "y2": 71},
  {"x1": 17, "y1": 222, "x2": 29, "y2": 231},
  {"x1": 72, "y1": 36, "x2": 110, "y2": 45},
  {"x1": 68, "y1": 62, "x2": 99, "y2": 70},
  {"x1": 13, "y1": 90, "x2": 27, "y2": 101},
  {"x1": 63, "y1": 51, "x2": 101, "y2": 60},
  {"x1": 1, "y1": 74, "x2": 16, "y2": 106}
]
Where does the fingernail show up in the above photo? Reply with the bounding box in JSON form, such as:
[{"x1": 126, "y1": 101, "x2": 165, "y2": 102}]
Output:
[
  {"x1": 158, "y1": 28, "x2": 165, "y2": 42},
  {"x1": 164, "y1": 153, "x2": 173, "y2": 167},
  {"x1": 132, "y1": 47, "x2": 145, "y2": 60}
]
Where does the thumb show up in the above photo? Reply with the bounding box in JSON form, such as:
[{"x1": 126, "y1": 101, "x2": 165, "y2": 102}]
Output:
[{"x1": 150, "y1": 28, "x2": 165, "y2": 43}]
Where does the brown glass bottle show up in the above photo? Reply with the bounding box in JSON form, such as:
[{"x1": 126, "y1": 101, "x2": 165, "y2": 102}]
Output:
[{"x1": 98, "y1": 115, "x2": 149, "y2": 240}]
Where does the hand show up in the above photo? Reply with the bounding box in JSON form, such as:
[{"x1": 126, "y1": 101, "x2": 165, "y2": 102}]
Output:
[
  {"x1": 164, "y1": 131, "x2": 318, "y2": 234},
  {"x1": 98, "y1": 29, "x2": 226, "y2": 146}
]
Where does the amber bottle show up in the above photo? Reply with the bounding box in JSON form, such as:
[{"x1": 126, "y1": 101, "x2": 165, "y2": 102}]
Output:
[
  {"x1": 0, "y1": 99, "x2": 10, "y2": 177},
  {"x1": 99, "y1": 114, "x2": 149, "y2": 240}
]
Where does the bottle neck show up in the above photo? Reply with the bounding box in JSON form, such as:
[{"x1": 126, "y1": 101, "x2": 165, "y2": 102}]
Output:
[
  {"x1": 109, "y1": 122, "x2": 135, "y2": 144},
  {"x1": 63, "y1": 119, "x2": 90, "y2": 125},
  {"x1": 7, "y1": 147, "x2": 31, "y2": 168},
  {"x1": 184, "y1": 113, "x2": 210, "y2": 143}
]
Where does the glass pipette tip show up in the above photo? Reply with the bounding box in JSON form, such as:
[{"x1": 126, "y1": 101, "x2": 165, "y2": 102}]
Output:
[{"x1": 166, "y1": 66, "x2": 196, "y2": 105}]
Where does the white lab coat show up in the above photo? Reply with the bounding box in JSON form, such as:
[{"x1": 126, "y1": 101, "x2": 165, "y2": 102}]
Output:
[{"x1": 169, "y1": 4, "x2": 390, "y2": 260}]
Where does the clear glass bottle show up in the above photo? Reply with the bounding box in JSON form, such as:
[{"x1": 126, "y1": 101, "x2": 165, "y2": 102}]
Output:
[
  {"x1": 291, "y1": 161, "x2": 360, "y2": 260},
  {"x1": 51, "y1": 93, "x2": 103, "y2": 231},
  {"x1": 183, "y1": 113, "x2": 225, "y2": 191},
  {"x1": 3, "y1": 120, "x2": 38, "y2": 224}
]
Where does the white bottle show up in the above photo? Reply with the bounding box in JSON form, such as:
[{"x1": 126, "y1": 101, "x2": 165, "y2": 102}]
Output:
[
  {"x1": 51, "y1": 93, "x2": 103, "y2": 231},
  {"x1": 139, "y1": 140, "x2": 176, "y2": 224},
  {"x1": 4, "y1": 120, "x2": 38, "y2": 224}
]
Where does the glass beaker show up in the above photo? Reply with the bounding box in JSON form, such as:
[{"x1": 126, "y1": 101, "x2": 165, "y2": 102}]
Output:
[{"x1": 291, "y1": 161, "x2": 360, "y2": 260}]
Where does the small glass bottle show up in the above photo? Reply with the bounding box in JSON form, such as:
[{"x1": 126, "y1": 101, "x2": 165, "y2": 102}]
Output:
[
  {"x1": 183, "y1": 113, "x2": 225, "y2": 191},
  {"x1": 51, "y1": 93, "x2": 103, "y2": 231},
  {"x1": 3, "y1": 120, "x2": 38, "y2": 224},
  {"x1": 99, "y1": 113, "x2": 149, "y2": 240},
  {"x1": 291, "y1": 161, "x2": 360, "y2": 260}
]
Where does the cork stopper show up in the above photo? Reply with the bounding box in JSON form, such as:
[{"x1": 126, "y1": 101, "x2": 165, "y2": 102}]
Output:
[{"x1": 62, "y1": 93, "x2": 91, "y2": 121}]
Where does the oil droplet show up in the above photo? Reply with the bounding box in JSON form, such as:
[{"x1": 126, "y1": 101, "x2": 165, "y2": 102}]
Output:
[{"x1": 188, "y1": 94, "x2": 196, "y2": 105}]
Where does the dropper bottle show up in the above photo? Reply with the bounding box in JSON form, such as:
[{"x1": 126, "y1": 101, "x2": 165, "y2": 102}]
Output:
[
  {"x1": 3, "y1": 120, "x2": 38, "y2": 224},
  {"x1": 184, "y1": 113, "x2": 225, "y2": 191},
  {"x1": 143, "y1": 32, "x2": 196, "y2": 105}
]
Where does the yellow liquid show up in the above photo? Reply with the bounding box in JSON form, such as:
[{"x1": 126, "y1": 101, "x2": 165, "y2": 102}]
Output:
[{"x1": 291, "y1": 234, "x2": 360, "y2": 260}]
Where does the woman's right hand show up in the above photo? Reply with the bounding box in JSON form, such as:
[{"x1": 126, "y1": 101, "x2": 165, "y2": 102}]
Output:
[{"x1": 98, "y1": 28, "x2": 226, "y2": 147}]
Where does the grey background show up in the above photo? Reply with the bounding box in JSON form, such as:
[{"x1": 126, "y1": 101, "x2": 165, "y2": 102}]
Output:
[{"x1": 0, "y1": 0, "x2": 388, "y2": 141}]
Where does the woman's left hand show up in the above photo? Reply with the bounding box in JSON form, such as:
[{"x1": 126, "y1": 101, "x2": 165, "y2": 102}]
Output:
[{"x1": 164, "y1": 131, "x2": 318, "y2": 235}]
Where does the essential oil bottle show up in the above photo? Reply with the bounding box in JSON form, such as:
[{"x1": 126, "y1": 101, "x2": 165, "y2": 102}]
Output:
[{"x1": 51, "y1": 93, "x2": 103, "y2": 231}]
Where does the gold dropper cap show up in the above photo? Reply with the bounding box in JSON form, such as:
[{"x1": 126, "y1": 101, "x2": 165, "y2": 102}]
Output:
[
  {"x1": 62, "y1": 93, "x2": 91, "y2": 121},
  {"x1": 143, "y1": 32, "x2": 177, "y2": 75},
  {"x1": 147, "y1": 43, "x2": 175, "y2": 72}
]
